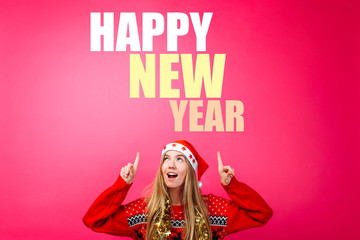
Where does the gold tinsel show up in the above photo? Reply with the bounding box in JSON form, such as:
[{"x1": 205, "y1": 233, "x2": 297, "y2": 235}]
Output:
[
  {"x1": 153, "y1": 198, "x2": 171, "y2": 240},
  {"x1": 152, "y1": 197, "x2": 209, "y2": 240},
  {"x1": 195, "y1": 207, "x2": 209, "y2": 240}
]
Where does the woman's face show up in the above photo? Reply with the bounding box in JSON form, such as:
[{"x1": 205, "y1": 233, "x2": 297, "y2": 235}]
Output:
[{"x1": 161, "y1": 150, "x2": 188, "y2": 190}]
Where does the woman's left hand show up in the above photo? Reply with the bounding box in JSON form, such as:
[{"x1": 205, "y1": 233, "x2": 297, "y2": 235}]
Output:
[{"x1": 218, "y1": 151, "x2": 235, "y2": 185}]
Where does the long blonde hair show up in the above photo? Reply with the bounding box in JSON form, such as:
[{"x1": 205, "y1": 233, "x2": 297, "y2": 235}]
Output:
[{"x1": 145, "y1": 157, "x2": 211, "y2": 239}]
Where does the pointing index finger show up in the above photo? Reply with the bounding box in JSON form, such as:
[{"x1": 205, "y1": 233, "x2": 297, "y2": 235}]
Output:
[
  {"x1": 217, "y1": 151, "x2": 223, "y2": 170},
  {"x1": 134, "y1": 152, "x2": 140, "y2": 170}
]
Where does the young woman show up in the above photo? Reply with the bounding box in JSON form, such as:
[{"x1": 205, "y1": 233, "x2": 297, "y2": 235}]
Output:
[{"x1": 83, "y1": 140, "x2": 273, "y2": 239}]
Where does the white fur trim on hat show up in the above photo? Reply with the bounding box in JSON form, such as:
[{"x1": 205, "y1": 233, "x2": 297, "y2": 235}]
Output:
[{"x1": 161, "y1": 143, "x2": 197, "y2": 171}]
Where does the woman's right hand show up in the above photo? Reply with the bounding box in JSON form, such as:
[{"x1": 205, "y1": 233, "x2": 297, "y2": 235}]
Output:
[{"x1": 120, "y1": 152, "x2": 140, "y2": 184}]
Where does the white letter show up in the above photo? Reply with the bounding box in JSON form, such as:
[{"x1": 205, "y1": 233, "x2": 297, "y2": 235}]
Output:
[
  {"x1": 143, "y1": 13, "x2": 164, "y2": 51},
  {"x1": 116, "y1": 12, "x2": 141, "y2": 51},
  {"x1": 167, "y1": 13, "x2": 189, "y2": 51},
  {"x1": 90, "y1": 12, "x2": 114, "y2": 51},
  {"x1": 190, "y1": 12, "x2": 213, "y2": 51}
]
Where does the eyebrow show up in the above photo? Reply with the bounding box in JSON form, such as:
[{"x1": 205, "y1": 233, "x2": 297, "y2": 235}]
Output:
[{"x1": 164, "y1": 154, "x2": 185, "y2": 158}]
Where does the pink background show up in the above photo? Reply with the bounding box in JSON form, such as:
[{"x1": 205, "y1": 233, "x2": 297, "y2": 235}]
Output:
[{"x1": 1, "y1": 0, "x2": 359, "y2": 239}]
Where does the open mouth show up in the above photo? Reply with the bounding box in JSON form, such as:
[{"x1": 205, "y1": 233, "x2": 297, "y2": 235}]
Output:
[{"x1": 167, "y1": 173, "x2": 178, "y2": 179}]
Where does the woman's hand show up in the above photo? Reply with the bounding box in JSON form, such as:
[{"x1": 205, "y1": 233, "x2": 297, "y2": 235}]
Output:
[
  {"x1": 120, "y1": 152, "x2": 140, "y2": 184},
  {"x1": 218, "y1": 151, "x2": 235, "y2": 185}
]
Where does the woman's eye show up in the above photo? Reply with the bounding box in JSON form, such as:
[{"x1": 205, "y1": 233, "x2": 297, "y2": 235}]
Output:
[
  {"x1": 177, "y1": 158, "x2": 184, "y2": 161},
  {"x1": 164, "y1": 157, "x2": 169, "y2": 161}
]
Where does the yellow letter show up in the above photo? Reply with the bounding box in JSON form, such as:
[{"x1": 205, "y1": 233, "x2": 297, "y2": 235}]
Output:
[
  {"x1": 129, "y1": 54, "x2": 155, "y2": 98},
  {"x1": 169, "y1": 100, "x2": 188, "y2": 132},
  {"x1": 226, "y1": 100, "x2": 244, "y2": 131},
  {"x1": 160, "y1": 54, "x2": 180, "y2": 98},
  {"x1": 181, "y1": 54, "x2": 226, "y2": 98},
  {"x1": 189, "y1": 100, "x2": 204, "y2": 131},
  {"x1": 204, "y1": 100, "x2": 224, "y2": 131}
]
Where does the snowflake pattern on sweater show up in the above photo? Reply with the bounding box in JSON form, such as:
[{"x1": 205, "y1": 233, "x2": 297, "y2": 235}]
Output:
[
  {"x1": 122, "y1": 195, "x2": 229, "y2": 239},
  {"x1": 83, "y1": 176, "x2": 272, "y2": 239}
]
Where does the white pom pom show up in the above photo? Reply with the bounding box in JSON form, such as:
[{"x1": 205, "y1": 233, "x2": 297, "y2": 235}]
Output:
[{"x1": 198, "y1": 181, "x2": 203, "y2": 188}]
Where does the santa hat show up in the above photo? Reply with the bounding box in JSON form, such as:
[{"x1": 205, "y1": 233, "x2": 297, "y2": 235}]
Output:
[{"x1": 161, "y1": 140, "x2": 209, "y2": 187}]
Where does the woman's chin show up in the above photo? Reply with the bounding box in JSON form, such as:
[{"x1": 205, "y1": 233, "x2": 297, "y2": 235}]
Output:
[
  {"x1": 166, "y1": 183, "x2": 179, "y2": 189},
  {"x1": 165, "y1": 182, "x2": 184, "y2": 190}
]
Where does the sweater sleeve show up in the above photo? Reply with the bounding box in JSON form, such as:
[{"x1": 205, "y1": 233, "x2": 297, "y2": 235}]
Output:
[
  {"x1": 82, "y1": 175, "x2": 136, "y2": 238},
  {"x1": 223, "y1": 177, "x2": 273, "y2": 234}
]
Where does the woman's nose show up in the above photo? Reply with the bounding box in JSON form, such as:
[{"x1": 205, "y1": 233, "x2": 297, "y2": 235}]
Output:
[{"x1": 168, "y1": 159, "x2": 176, "y2": 168}]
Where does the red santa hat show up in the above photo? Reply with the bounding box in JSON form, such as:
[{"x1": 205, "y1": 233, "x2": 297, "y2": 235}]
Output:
[{"x1": 161, "y1": 140, "x2": 209, "y2": 187}]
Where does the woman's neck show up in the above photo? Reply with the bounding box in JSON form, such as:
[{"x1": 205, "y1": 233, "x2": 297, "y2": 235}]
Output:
[{"x1": 168, "y1": 187, "x2": 183, "y2": 206}]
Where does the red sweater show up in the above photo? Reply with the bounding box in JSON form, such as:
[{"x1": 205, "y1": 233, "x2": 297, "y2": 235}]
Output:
[{"x1": 83, "y1": 176, "x2": 273, "y2": 239}]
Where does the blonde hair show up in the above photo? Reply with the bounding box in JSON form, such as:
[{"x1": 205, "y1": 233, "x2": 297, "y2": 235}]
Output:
[{"x1": 145, "y1": 156, "x2": 211, "y2": 239}]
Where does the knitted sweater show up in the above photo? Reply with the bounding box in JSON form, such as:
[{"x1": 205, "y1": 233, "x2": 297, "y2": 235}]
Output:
[{"x1": 83, "y1": 176, "x2": 273, "y2": 239}]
